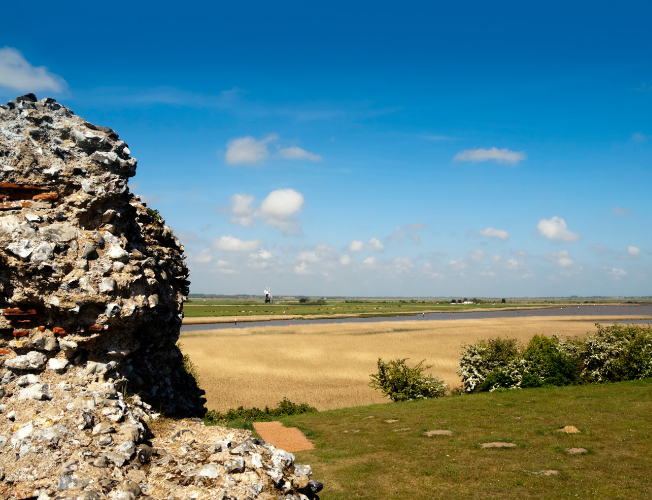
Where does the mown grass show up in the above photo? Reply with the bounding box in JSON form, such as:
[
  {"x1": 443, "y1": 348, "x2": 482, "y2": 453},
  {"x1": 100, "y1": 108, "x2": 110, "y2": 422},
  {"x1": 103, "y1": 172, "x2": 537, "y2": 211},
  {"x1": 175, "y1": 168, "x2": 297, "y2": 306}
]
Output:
[{"x1": 281, "y1": 379, "x2": 652, "y2": 499}]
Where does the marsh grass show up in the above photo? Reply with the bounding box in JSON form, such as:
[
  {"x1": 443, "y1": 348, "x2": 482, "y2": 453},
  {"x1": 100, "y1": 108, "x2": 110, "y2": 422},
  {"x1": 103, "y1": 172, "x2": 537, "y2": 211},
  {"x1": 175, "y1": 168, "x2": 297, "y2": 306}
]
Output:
[
  {"x1": 178, "y1": 317, "x2": 638, "y2": 411},
  {"x1": 283, "y1": 379, "x2": 652, "y2": 499}
]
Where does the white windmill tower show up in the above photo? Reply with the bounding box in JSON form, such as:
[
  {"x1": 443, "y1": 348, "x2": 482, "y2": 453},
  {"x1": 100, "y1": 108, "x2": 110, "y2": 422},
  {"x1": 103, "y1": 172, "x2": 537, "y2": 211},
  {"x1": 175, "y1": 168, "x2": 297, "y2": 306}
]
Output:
[{"x1": 264, "y1": 287, "x2": 271, "y2": 303}]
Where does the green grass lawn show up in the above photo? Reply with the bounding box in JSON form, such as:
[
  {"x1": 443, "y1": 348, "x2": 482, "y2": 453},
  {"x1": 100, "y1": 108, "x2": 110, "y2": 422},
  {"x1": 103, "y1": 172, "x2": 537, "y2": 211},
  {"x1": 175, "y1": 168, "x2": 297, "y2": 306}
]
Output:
[
  {"x1": 278, "y1": 380, "x2": 652, "y2": 499},
  {"x1": 183, "y1": 299, "x2": 549, "y2": 319}
]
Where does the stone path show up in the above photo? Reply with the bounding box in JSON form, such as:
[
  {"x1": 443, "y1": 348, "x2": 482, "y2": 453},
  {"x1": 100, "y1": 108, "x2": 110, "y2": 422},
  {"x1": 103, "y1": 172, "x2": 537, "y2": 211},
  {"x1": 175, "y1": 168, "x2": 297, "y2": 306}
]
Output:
[{"x1": 253, "y1": 421, "x2": 315, "y2": 452}]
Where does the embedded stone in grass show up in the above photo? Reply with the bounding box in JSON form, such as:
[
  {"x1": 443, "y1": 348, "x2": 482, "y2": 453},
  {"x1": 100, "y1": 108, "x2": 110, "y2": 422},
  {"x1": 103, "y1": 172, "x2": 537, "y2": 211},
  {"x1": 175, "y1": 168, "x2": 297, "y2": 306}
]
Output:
[
  {"x1": 558, "y1": 425, "x2": 581, "y2": 434},
  {"x1": 538, "y1": 470, "x2": 560, "y2": 476},
  {"x1": 480, "y1": 442, "x2": 517, "y2": 448},
  {"x1": 393, "y1": 428, "x2": 410, "y2": 432},
  {"x1": 363, "y1": 415, "x2": 375, "y2": 419},
  {"x1": 566, "y1": 447, "x2": 587, "y2": 455},
  {"x1": 424, "y1": 430, "x2": 453, "y2": 437},
  {"x1": 384, "y1": 419, "x2": 399, "y2": 423}
]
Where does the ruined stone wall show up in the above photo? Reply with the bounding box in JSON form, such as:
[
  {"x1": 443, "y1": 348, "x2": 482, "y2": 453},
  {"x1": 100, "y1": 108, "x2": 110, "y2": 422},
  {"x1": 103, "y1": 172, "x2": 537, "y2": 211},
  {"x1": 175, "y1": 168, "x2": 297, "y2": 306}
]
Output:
[
  {"x1": 0, "y1": 95, "x2": 322, "y2": 500},
  {"x1": 0, "y1": 92, "x2": 204, "y2": 418}
]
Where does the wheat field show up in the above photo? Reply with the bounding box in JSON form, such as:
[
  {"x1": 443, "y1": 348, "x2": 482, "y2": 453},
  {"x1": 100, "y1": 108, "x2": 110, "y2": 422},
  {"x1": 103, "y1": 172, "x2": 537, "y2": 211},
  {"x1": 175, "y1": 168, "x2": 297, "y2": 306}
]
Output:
[{"x1": 178, "y1": 316, "x2": 642, "y2": 412}]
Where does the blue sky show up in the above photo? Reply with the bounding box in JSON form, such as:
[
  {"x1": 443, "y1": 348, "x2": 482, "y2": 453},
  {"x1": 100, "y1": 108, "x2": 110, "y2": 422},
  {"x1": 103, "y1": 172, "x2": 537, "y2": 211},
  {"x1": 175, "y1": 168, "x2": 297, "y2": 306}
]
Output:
[{"x1": 2, "y1": 1, "x2": 650, "y2": 296}]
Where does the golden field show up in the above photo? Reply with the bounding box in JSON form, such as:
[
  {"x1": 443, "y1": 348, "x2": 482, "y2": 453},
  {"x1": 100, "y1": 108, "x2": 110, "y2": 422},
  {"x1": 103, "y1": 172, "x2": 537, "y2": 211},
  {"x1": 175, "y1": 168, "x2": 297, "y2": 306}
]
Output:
[{"x1": 178, "y1": 316, "x2": 649, "y2": 412}]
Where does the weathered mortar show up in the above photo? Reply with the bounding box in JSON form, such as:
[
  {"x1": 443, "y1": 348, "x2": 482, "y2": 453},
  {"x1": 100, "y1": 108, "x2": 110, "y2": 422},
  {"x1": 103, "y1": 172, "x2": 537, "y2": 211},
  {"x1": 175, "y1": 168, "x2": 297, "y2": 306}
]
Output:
[{"x1": 0, "y1": 92, "x2": 204, "y2": 417}]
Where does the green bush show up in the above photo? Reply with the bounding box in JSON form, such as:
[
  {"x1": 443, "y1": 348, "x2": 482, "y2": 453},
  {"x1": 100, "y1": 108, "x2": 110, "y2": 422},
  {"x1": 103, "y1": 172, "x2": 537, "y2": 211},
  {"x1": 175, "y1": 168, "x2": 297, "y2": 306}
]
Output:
[
  {"x1": 457, "y1": 337, "x2": 520, "y2": 392},
  {"x1": 369, "y1": 358, "x2": 447, "y2": 402},
  {"x1": 203, "y1": 398, "x2": 317, "y2": 426},
  {"x1": 565, "y1": 323, "x2": 652, "y2": 383},
  {"x1": 459, "y1": 325, "x2": 652, "y2": 393}
]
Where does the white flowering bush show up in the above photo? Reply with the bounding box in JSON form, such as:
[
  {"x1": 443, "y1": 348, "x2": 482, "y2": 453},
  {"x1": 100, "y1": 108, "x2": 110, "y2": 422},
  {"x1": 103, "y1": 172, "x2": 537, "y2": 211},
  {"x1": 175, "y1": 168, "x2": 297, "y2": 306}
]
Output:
[
  {"x1": 370, "y1": 358, "x2": 447, "y2": 401},
  {"x1": 456, "y1": 337, "x2": 520, "y2": 392},
  {"x1": 562, "y1": 323, "x2": 652, "y2": 383},
  {"x1": 458, "y1": 325, "x2": 652, "y2": 393}
]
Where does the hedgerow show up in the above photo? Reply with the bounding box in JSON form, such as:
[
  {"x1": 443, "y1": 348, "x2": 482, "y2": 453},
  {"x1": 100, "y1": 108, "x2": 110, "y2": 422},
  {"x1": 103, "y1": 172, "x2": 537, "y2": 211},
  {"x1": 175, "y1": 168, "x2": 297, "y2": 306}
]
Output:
[{"x1": 458, "y1": 324, "x2": 652, "y2": 393}]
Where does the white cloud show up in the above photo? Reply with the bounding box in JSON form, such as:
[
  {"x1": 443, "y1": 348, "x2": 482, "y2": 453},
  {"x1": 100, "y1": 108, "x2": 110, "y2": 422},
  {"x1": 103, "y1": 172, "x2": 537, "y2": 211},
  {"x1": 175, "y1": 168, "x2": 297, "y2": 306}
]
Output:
[
  {"x1": 212, "y1": 235, "x2": 260, "y2": 252},
  {"x1": 294, "y1": 262, "x2": 311, "y2": 274},
  {"x1": 195, "y1": 248, "x2": 213, "y2": 264},
  {"x1": 224, "y1": 134, "x2": 278, "y2": 165},
  {"x1": 349, "y1": 240, "x2": 364, "y2": 252},
  {"x1": 454, "y1": 147, "x2": 526, "y2": 165},
  {"x1": 228, "y1": 194, "x2": 256, "y2": 227},
  {"x1": 296, "y1": 251, "x2": 320, "y2": 263},
  {"x1": 627, "y1": 246, "x2": 641, "y2": 256},
  {"x1": 250, "y1": 249, "x2": 272, "y2": 260},
  {"x1": 546, "y1": 250, "x2": 574, "y2": 267},
  {"x1": 469, "y1": 249, "x2": 485, "y2": 261},
  {"x1": 368, "y1": 238, "x2": 384, "y2": 251},
  {"x1": 363, "y1": 257, "x2": 375, "y2": 265},
  {"x1": 0, "y1": 47, "x2": 68, "y2": 93},
  {"x1": 537, "y1": 216, "x2": 580, "y2": 242},
  {"x1": 393, "y1": 257, "x2": 413, "y2": 273},
  {"x1": 448, "y1": 259, "x2": 468, "y2": 270},
  {"x1": 339, "y1": 254, "x2": 351, "y2": 265},
  {"x1": 505, "y1": 258, "x2": 521, "y2": 269},
  {"x1": 221, "y1": 188, "x2": 305, "y2": 235},
  {"x1": 632, "y1": 132, "x2": 647, "y2": 143},
  {"x1": 259, "y1": 188, "x2": 305, "y2": 235},
  {"x1": 388, "y1": 223, "x2": 424, "y2": 244},
  {"x1": 609, "y1": 268, "x2": 627, "y2": 278},
  {"x1": 612, "y1": 206, "x2": 634, "y2": 217},
  {"x1": 278, "y1": 146, "x2": 322, "y2": 162},
  {"x1": 478, "y1": 227, "x2": 510, "y2": 240}
]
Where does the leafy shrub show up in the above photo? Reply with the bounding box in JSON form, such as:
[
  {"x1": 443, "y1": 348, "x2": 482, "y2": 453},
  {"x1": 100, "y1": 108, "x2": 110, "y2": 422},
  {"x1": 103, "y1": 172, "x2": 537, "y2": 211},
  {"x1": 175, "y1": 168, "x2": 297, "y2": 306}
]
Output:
[
  {"x1": 457, "y1": 337, "x2": 520, "y2": 392},
  {"x1": 458, "y1": 325, "x2": 652, "y2": 393},
  {"x1": 178, "y1": 343, "x2": 200, "y2": 384},
  {"x1": 203, "y1": 398, "x2": 317, "y2": 426},
  {"x1": 564, "y1": 323, "x2": 652, "y2": 383},
  {"x1": 369, "y1": 358, "x2": 447, "y2": 402},
  {"x1": 474, "y1": 336, "x2": 578, "y2": 392}
]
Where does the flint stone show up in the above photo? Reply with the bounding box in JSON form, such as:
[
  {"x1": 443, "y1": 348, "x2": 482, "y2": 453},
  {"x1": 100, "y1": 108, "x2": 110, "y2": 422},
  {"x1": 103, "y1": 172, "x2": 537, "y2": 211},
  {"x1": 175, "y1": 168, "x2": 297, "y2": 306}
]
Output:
[
  {"x1": 99, "y1": 278, "x2": 116, "y2": 293},
  {"x1": 33, "y1": 424, "x2": 68, "y2": 442},
  {"x1": 105, "y1": 451, "x2": 126, "y2": 467},
  {"x1": 58, "y1": 340, "x2": 78, "y2": 358},
  {"x1": 272, "y1": 449, "x2": 295, "y2": 468},
  {"x1": 117, "y1": 479, "x2": 141, "y2": 496},
  {"x1": 107, "y1": 245, "x2": 129, "y2": 262},
  {"x1": 11, "y1": 421, "x2": 34, "y2": 445},
  {"x1": 224, "y1": 457, "x2": 245, "y2": 474},
  {"x1": 24, "y1": 214, "x2": 42, "y2": 223},
  {"x1": 19, "y1": 384, "x2": 50, "y2": 400},
  {"x1": 81, "y1": 241, "x2": 98, "y2": 259},
  {"x1": 30, "y1": 242, "x2": 53, "y2": 264},
  {"x1": 116, "y1": 440, "x2": 136, "y2": 460},
  {"x1": 106, "y1": 303, "x2": 121, "y2": 317},
  {"x1": 5, "y1": 351, "x2": 47, "y2": 370},
  {"x1": 196, "y1": 463, "x2": 220, "y2": 478},
  {"x1": 16, "y1": 374, "x2": 40, "y2": 387},
  {"x1": 92, "y1": 421, "x2": 115, "y2": 435},
  {"x1": 209, "y1": 439, "x2": 231, "y2": 453},
  {"x1": 58, "y1": 475, "x2": 76, "y2": 491},
  {"x1": 39, "y1": 224, "x2": 79, "y2": 242},
  {"x1": 7, "y1": 239, "x2": 34, "y2": 259},
  {"x1": 92, "y1": 456, "x2": 109, "y2": 468},
  {"x1": 48, "y1": 357, "x2": 69, "y2": 373}
]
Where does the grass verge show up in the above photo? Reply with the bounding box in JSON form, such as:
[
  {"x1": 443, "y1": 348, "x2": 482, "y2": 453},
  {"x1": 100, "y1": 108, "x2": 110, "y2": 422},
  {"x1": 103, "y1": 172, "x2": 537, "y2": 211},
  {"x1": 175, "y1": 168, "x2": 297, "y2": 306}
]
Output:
[{"x1": 281, "y1": 379, "x2": 652, "y2": 499}]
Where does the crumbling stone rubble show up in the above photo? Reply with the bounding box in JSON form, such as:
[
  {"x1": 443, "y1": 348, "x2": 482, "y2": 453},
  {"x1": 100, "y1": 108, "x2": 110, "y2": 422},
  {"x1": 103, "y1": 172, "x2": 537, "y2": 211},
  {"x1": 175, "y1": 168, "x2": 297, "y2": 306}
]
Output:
[{"x1": 0, "y1": 94, "x2": 322, "y2": 500}]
